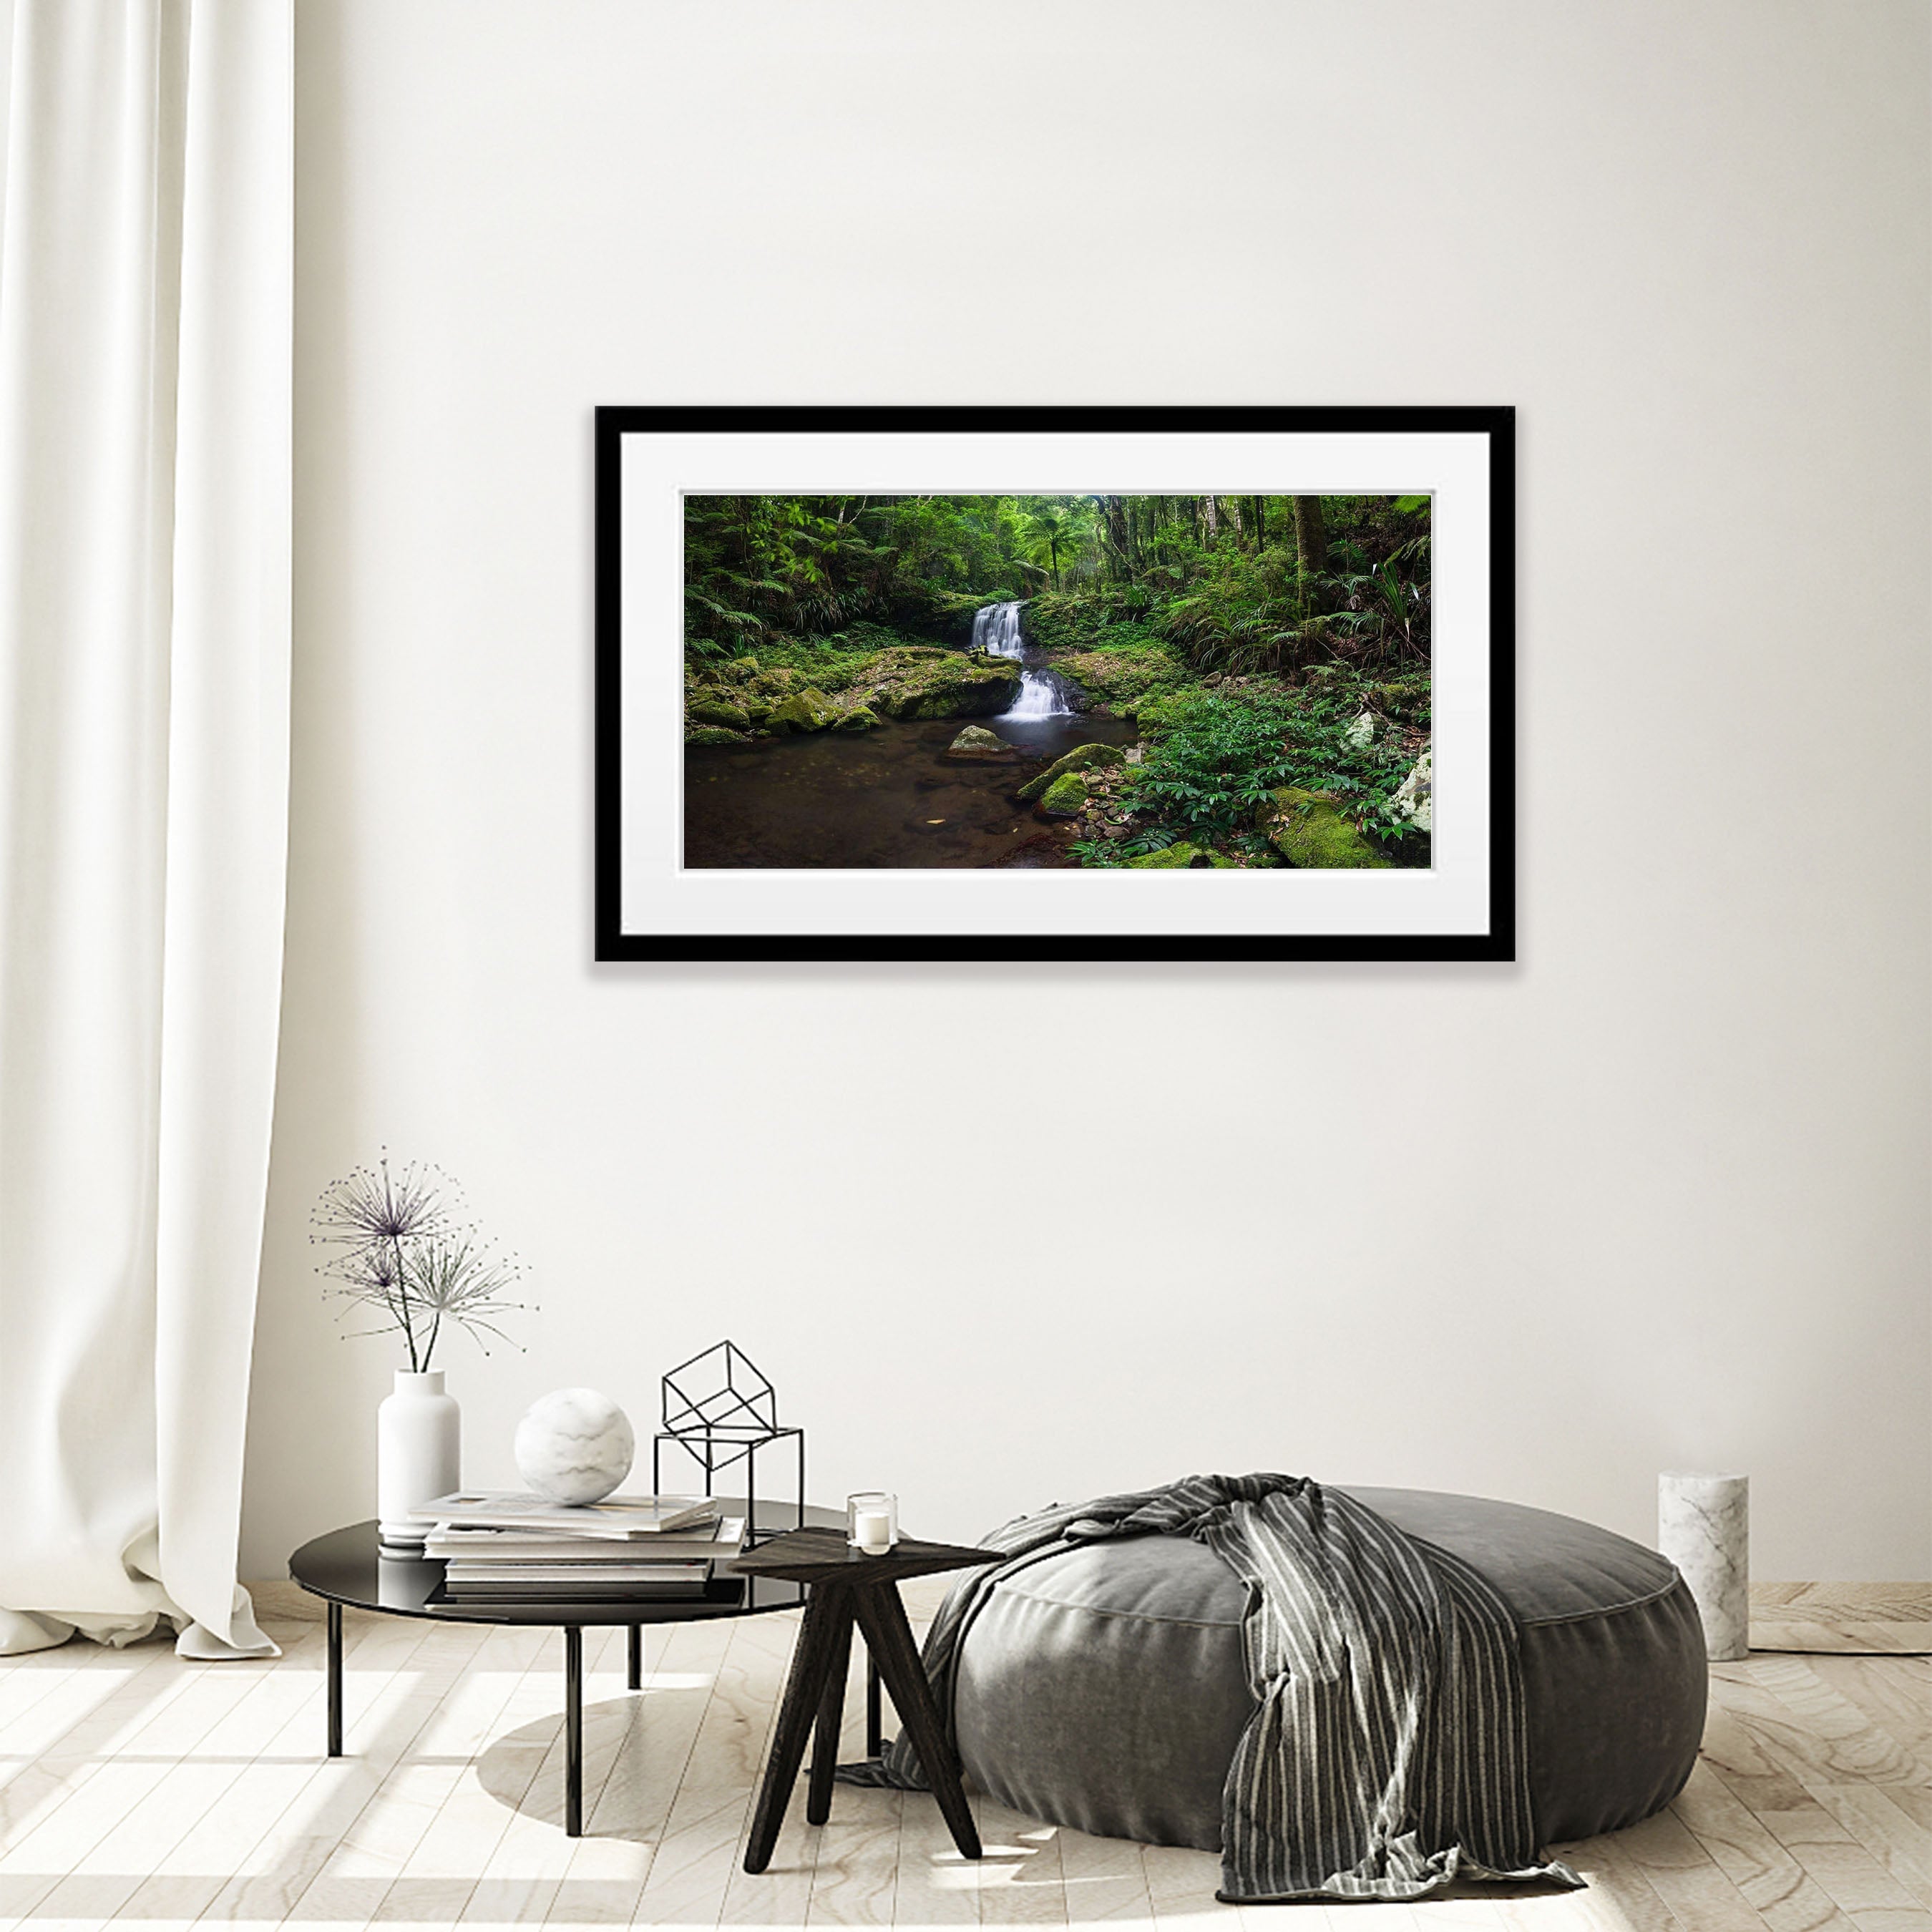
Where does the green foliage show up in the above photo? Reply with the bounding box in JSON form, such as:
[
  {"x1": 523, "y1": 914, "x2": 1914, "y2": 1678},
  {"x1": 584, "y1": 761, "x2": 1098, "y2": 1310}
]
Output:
[
  {"x1": 1327, "y1": 536, "x2": 1432, "y2": 662},
  {"x1": 1075, "y1": 495, "x2": 1431, "y2": 678},
  {"x1": 718, "y1": 623, "x2": 923, "y2": 693},
  {"x1": 1068, "y1": 839, "x2": 1124, "y2": 868},
  {"x1": 1152, "y1": 517, "x2": 1429, "y2": 678},
  {"x1": 1068, "y1": 824, "x2": 1181, "y2": 869},
  {"x1": 1012, "y1": 500, "x2": 1096, "y2": 592},
  {"x1": 1015, "y1": 597, "x2": 1087, "y2": 655},
  {"x1": 1124, "y1": 691, "x2": 1302, "y2": 845},
  {"x1": 1120, "y1": 679, "x2": 1424, "y2": 860},
  {"x1": 1273, "y1": 681, "x2": 1419, "y2": 846},
  {"x1": 683, "y1": 494, "x2": 1431, "y2": 681},
  {"x1": 1371, "y1": 675, "x2": 1433, "y2": 724},
  {"x1": 1025, "y1": 597, "x2": 1197, "y2": 711},
  {"x1": 683, "y1": 496, "x2": 1028, "y2": 653}
]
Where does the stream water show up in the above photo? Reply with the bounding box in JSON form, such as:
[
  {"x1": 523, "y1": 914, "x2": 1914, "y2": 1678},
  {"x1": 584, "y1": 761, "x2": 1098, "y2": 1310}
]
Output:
[{"x1": 684, "y1": 601, "x2": 1137, "y2": 869}]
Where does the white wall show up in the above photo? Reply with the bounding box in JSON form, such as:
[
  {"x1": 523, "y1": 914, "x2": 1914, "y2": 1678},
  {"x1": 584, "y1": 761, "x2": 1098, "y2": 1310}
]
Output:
[{"x1": 243, "y1": 0, "x2": 1932, "y2": 1582}]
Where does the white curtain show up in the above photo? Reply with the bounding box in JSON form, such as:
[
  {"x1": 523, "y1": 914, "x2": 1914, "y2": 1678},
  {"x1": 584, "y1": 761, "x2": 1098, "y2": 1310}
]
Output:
[{"x1": 0, "y1": 0, "x2": 291, "y2": 1656}]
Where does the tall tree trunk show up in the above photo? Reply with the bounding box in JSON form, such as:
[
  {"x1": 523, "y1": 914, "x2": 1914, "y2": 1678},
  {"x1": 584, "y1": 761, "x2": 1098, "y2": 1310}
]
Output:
[
  {"x1": 1227, "y1": 497, "x2": 1243, "y2": 545},
  {"x1": 1106, "y1": 495, "x2": 1130, "y2": 580},
  {"x1": 1204, "y1": 494, "x2": 1218, "y2": 542},
  {"x1": 1293, "y1": 496, "x2": 1328, "y2": 575}
]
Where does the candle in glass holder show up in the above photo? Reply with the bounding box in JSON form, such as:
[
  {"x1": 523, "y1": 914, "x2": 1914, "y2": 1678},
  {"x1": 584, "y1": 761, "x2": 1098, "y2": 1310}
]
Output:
[{"x1": 847, "y1": 1490, "x2": 898, "y2": 1553}]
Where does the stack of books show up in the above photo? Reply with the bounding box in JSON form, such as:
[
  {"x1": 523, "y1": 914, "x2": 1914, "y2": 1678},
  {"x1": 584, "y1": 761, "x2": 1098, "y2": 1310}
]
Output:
[{"x1": 419, "y1": 1492, "x2": 745, "y2": 1601}]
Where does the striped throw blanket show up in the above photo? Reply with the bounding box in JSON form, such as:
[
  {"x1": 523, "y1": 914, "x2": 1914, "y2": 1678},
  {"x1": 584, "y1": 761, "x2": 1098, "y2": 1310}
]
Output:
[{"x1": 848, "y1": 1473, "x2": 1584, "y2": 1904}]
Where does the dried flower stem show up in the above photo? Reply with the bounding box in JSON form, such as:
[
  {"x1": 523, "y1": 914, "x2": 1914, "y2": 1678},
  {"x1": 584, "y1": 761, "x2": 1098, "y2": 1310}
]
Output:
[{"x1": 310, "y1": 1152, "x2": 530, "y2": 1370}]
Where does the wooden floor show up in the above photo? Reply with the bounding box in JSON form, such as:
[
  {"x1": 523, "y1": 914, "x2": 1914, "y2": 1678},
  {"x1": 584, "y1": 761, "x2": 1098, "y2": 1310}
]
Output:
[{"x1": 0, "y1": 1581, "x2": 1925, "y2": 1931}]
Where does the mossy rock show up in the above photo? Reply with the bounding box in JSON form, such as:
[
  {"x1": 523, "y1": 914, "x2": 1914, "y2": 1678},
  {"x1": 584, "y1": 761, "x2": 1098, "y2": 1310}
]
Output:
[
  {"x1": 945, "y1": 725, "x2": 1017, "y2": 759},
  {"x1": 1063, "y1": 663, "x2": 1191, "y2": 710},
  {"x1": 688, "y1": 697, "x2": 750, "y2": 730},
  {"x1": 1126, "y1": 842, "x2": 1204, "y2": 869},
  {"x1": 1264, "y1": 788, "x2": 1392, "y2": 869},
  {"x1": 748, "y1": 668, "x2": 801, "y2": 697},
  {"x1": 833, "y1": 706, "x2": 881, "y2": 733},
  {"x1": 1015, "y1": 742, "x2": 1124, "y2": 803},
  {"x1": 908, "y1": 664, "x2": 1020, "y2": 719},
  {"x1": 1038, "y1": 772, "x2": 1089, "y2": 818},
  {"x1": 1372, "y1": 676, "x2": 1431, "y2": 721},
  {"x1": 864, "y1": 647, "x2": 1021, "y2": 721},
  {"x1": 1204, "y1": 850, "x2": 1240, "y2": 868},
  {"x1": 766, "y1": 688, "x2": 839, "y2": 734},
  {"x1": 685, "y1": 725, "x2": 743, "y2": 746}
]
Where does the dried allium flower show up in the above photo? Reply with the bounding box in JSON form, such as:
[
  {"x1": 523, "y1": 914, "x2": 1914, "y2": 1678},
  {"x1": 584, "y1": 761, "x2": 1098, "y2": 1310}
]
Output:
[{"x1": 310, "y1": 1152, "x2": 531, "y2": 1370}]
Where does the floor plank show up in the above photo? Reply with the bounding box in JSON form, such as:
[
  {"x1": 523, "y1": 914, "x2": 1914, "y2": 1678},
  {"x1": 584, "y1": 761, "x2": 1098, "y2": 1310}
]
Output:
[
  {"x1": 1671, "y1": 1760, "x2": 1858, "y2": 1931},
  {"x1": 0, "y1": 1581, "x2": 1923, "y2": 1929}
]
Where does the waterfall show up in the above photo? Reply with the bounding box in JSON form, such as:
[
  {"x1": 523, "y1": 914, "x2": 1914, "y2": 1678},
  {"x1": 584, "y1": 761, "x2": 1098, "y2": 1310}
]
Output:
[
  {"x1": 973, "y1": 600, "x2": 1074, "y2": 718},
  {"x1": 973, "y1": 601, "x2": 1025, "y2": 659}
]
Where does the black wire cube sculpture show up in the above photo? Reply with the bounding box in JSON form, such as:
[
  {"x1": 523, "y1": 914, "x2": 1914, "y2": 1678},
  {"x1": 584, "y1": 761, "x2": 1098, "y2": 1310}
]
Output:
[{"x1": 653, "y1": 1341, "x2": 804, "y2": 1546}]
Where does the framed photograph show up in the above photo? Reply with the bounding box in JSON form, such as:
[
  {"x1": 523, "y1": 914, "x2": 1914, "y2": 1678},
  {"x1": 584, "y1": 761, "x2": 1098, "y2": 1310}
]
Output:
[{"x1": 595, "y1": 406, "x2": 1513, "y2": 962}]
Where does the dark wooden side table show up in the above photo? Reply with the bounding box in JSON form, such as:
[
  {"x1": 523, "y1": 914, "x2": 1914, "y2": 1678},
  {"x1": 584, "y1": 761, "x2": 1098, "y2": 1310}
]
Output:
[{"x1": 730, "y1": 1526, "x2": 1002, "y2": 1875}]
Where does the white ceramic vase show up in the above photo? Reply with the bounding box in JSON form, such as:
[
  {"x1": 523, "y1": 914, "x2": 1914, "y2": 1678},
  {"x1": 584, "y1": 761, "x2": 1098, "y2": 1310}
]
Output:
[{"x1": 378, "y1": 1369, "x2": 460, "y2": 1548}]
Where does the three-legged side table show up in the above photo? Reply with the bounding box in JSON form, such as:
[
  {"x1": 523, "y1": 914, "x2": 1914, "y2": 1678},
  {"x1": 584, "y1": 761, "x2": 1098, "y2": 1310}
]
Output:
[{"x1": 728, "y1": 1528, "x2": 1002, "y2": 1875}]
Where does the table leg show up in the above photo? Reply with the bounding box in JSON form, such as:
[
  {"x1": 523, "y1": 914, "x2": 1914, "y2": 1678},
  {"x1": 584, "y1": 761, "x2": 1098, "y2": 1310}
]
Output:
[
  {"x1": 564, "y1": 1626, "x2": 584, "y2": 1837},
  {"x1": 806, "y1": 1594, "x2": 854, "y2": 1827},
  {"x1": 326, "y1": 1601, "x2": 343, "y2": 1757},
  {"x1": 852, "y1": 1588, "x2": 980, "y2": 1860},
  {"x1": 628, "y1": 1624, "x2": 643, "y2": 1692},
  {"x1": 866, "y1": 1650, "x2": 882, "y2": 1757},
  {"x1": 743, "y1": 1586, "x2": 847, "y2": 1874}
]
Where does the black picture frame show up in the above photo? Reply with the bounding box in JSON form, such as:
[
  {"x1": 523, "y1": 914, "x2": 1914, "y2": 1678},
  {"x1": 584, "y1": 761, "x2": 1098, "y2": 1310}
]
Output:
[{"x1": 595, "y1": 404, "x2": 1514, "y2": 964}]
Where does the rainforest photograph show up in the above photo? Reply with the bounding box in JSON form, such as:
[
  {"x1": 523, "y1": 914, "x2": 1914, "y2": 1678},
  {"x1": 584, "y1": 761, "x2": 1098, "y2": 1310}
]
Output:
[{"x1": 683, "y1": 492, "x2": 1433, "y2": 871}]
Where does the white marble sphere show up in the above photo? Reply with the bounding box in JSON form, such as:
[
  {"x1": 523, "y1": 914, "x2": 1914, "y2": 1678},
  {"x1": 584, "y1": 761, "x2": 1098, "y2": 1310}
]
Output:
[{"x1": 514, "y1": 1388, "x2": 635, "y2": 1505}]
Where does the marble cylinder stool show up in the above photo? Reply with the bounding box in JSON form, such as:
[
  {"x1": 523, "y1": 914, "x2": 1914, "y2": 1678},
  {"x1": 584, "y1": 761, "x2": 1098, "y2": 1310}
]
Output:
[{"x1": 1658, "y1": 1472, "x2": 1749, "y2": 1662}]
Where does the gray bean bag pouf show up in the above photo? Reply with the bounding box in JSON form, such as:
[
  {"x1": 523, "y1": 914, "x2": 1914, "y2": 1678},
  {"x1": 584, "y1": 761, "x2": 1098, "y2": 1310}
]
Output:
[{"x1": 952, "y1": 1486, "x2": 1706, "y2": 1852}]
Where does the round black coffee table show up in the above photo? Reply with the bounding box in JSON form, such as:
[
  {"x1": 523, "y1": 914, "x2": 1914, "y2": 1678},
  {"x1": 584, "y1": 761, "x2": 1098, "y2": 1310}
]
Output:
[{"x1": 290, "y1": 1499, "x2": 847, "y2": 1835}]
